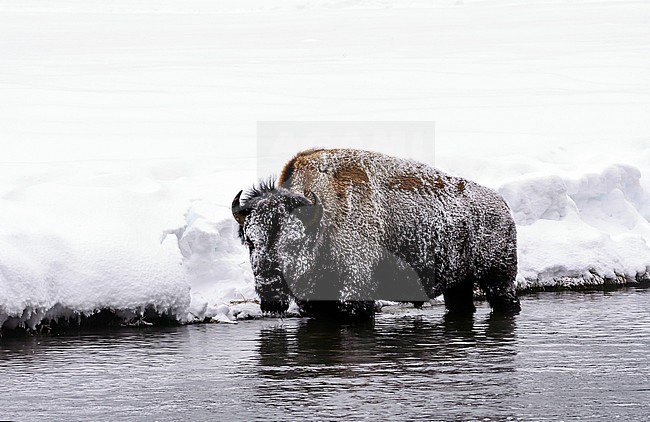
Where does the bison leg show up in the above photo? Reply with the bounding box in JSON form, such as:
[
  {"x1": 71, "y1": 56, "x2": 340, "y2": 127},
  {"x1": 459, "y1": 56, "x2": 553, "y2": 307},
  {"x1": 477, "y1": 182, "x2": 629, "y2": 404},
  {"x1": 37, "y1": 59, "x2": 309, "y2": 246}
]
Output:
[
  {"x1": 479, "y1": 270, "x2": 521, "y2": 314},
  {"x1": 298, "y1": 300, "x2": 375, "y2": 321},
  {"x1": 337, "y1": 301, "x2": 376, "y2": 320},
  {"x1": 443, "y1": 282, "x2": 476, "y2": 315}
]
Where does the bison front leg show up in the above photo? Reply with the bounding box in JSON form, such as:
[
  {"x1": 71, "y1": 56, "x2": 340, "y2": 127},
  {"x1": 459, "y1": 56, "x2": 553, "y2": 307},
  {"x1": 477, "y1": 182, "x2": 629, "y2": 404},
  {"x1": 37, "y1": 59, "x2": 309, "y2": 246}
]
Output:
[
  {"x1": 297, "y1": 300, "x2": 375, "y2": 320},
  {"x1": 293, "y1": 266, "x2": 377, "y2": 320},
  {"x1": 336, "y1": 260, "x2": 380, "y2": 320},
  {"x1": 334, "y1": 300, "x2": 376, "y2": 320},
  {"x1": 302, "y1": 274, "x2": 378, "y2": 321}
]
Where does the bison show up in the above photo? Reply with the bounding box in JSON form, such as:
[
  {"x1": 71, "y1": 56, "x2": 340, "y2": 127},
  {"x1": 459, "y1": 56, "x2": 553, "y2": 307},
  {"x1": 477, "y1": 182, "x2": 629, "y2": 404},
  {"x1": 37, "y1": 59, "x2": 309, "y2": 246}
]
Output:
[{"x1": 232, "y1": 148, "x2": 520, "y2": 319}]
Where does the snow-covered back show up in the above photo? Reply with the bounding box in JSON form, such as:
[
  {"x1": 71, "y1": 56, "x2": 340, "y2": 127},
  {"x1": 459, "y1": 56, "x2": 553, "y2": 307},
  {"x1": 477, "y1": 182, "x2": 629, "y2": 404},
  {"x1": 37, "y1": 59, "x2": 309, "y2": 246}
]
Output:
[{"x1": 1, "y1": 0, "x2": 649, "y2": 329}]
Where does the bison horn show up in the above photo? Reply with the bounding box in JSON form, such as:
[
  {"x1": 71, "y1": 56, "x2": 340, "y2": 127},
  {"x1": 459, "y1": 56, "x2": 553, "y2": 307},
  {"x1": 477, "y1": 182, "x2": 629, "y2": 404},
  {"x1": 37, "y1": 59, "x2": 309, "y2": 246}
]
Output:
[
  {"x1": 232, "y1": 190, "x2": 250, "y2": 226},
  {"x1": 297, "y1": 192, "x2": 324, "y2": 228}
]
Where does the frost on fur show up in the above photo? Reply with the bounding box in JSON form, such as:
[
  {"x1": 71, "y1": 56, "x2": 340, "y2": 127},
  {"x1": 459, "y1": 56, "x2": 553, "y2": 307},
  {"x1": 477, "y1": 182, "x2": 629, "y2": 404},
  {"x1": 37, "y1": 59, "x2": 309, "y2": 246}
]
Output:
[{"x1": 232, "y1": 148, "x2": 521, "y2": 319}]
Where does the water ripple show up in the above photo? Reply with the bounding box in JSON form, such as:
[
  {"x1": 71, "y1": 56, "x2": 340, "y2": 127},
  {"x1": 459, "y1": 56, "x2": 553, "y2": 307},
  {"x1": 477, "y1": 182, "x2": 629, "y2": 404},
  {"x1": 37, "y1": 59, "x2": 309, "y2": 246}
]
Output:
[{"x1": 1, "y1": 289, "x2": 649, "y2": 421}]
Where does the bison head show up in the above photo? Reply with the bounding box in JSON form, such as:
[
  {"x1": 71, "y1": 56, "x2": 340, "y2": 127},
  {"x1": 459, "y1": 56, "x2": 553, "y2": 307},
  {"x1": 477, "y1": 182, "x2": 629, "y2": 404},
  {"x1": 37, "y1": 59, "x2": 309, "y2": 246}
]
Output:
[{"x1": 232, "y1": 183, "x2": 324, "y2": 314}]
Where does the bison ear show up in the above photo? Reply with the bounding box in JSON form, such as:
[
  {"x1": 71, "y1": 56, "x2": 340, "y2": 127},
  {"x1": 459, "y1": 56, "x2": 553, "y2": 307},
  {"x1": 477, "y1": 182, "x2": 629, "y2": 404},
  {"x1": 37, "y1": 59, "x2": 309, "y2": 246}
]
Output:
[
  {"x1": 295, "y1": 192, "x2": 324, "y2": 229},
  {"x1": 232, "y1": 190, "x2": 251, "y2": 226}
]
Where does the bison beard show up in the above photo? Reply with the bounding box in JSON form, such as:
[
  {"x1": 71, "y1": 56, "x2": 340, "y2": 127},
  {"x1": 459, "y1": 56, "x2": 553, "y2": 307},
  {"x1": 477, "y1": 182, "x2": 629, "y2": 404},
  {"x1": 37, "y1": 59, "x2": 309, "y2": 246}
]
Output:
[{"x1": 233, "y1": 148, "x2": 521, "y2": 320}]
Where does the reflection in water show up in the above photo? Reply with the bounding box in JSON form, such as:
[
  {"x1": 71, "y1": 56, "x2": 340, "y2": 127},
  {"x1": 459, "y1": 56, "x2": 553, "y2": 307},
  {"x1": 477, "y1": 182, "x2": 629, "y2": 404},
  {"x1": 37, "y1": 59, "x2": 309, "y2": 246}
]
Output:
[
  {"x1": 1, "y1": 289, "x2": 649, "y2": 421},
  {"x1": 259, "y1": 312, "x2": 518, "y2": 379},
  {"x1": 484, "y1": 312, "x2": 517, "y2": 340},
  {"x1": 254, "y1": 309, "x2": 519, "y2": 420}
]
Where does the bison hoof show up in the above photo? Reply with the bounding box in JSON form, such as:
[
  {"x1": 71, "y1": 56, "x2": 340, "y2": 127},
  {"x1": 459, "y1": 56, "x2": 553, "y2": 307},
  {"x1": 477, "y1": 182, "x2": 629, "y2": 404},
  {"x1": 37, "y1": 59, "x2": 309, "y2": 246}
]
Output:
[
  {"x1": 412, "y1": 301, "x2": 425, "y2": 309},
  {"x1": 298, "y1": 300, "x2": 375, "y2": 321},
  {"x1": 490, "y1": 297, "x2": 521, "y2": 315}
]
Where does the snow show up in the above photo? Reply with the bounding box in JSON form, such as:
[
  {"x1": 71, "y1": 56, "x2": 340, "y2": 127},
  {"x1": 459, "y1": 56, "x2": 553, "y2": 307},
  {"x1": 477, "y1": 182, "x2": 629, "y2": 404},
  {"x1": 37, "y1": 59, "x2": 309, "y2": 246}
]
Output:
[
  {"x1": 1, "y1": 0, "x2": 649, "y2": 329},
  {"x1": 168, "y1": 201, "x2": 259, "y2": 322},
  {"x1": 505, "y1": 164, "x2": 650, "y2": 289}
]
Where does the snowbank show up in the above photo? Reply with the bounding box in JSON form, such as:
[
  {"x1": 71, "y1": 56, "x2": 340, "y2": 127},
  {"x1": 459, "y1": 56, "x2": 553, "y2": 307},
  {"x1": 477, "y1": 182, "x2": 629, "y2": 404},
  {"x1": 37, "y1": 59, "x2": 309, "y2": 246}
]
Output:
[
  {"x1": 0, "y1": 162, "x2": 191, "y2": 330},
  {"x1": 501, "y1": 164, "x2": 650, "y2": 289},
  {"x1": 0, "y1": 160, "x2": 255, "y2": 331},
  {"x1": 165, "y1": 201, "x2": 259, "y2": 323}
]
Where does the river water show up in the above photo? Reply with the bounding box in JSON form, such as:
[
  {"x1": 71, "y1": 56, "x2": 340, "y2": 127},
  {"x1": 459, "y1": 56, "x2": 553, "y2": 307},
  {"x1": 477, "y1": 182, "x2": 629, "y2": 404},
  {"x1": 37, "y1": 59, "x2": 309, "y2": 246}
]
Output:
[{"x1": 1, "y1": 288, "x2": 649, "y2": 421}]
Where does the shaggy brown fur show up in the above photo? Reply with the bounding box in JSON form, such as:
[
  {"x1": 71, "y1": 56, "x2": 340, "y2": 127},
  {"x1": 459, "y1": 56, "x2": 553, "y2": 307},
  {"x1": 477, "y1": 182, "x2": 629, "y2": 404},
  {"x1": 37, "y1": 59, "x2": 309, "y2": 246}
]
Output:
[{"x1": 235, "y1": 148, "x2": 521, "y2": 319}]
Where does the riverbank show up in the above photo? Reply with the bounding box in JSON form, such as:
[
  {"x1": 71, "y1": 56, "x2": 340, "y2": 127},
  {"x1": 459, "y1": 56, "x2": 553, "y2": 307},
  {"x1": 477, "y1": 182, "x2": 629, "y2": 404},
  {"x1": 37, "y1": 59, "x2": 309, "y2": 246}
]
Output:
[
  {"x1": 517, "y1": 271, "x2": 650, "y2": 294},
  {"x1": 3, "y1": 283, "x2": 649, "y2": 337}
]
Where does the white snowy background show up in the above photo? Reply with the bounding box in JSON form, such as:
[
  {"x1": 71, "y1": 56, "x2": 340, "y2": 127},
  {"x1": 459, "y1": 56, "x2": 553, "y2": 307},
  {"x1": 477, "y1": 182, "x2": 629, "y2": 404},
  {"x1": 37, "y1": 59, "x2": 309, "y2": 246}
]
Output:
[{"x1": 1, "y1": 0, "x2": 648, "y2": 328}]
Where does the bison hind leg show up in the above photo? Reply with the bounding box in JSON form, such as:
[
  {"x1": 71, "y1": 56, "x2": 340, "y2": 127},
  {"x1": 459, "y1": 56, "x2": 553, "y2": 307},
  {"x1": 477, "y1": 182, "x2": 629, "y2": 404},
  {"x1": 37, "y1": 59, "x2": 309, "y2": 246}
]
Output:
[
  {"x1": 479, "y1": 269, "x2": 521, "y2": 315},
  {"x1": 443, "y1": 282, "x2": 476, "y2": 315}
]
